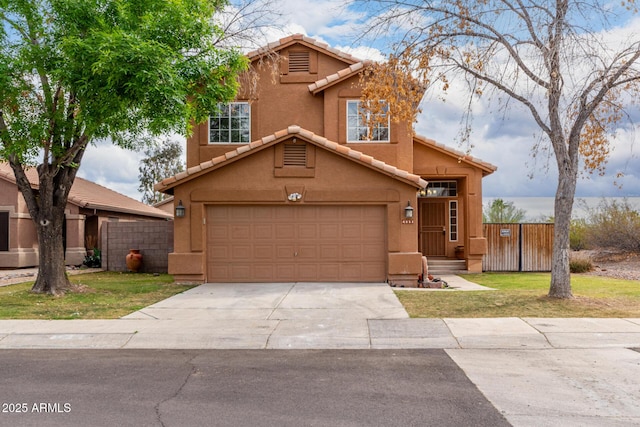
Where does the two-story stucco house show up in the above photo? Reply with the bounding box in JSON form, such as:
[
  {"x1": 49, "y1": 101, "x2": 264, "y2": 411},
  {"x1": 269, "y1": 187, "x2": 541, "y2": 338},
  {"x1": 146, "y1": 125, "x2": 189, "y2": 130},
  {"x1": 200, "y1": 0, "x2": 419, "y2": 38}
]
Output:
[{"x1": 155, "y1": 35, "x2": 496, "y2": 286}]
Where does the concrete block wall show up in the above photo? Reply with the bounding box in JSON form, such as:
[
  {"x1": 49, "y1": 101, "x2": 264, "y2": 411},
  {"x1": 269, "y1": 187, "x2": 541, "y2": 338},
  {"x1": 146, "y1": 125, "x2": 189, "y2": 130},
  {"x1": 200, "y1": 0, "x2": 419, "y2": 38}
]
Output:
[{"x1": 101, "y1": 221, "x2": 174, "y2": 273}]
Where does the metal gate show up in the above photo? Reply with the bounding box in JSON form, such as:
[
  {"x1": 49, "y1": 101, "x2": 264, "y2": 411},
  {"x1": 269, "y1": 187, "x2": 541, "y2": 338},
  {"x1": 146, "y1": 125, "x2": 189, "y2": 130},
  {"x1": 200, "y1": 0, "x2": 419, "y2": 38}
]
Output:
[{"x1": 483, "y1": 223, "x2": 554, "y2": 271}]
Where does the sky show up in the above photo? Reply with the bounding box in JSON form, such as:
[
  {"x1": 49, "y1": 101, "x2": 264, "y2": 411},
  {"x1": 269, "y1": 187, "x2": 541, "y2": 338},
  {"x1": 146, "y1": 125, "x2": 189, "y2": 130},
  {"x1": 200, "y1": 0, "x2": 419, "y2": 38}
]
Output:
[{"x1": 77, "y1": 0, "x2": 640, "y2": 201}]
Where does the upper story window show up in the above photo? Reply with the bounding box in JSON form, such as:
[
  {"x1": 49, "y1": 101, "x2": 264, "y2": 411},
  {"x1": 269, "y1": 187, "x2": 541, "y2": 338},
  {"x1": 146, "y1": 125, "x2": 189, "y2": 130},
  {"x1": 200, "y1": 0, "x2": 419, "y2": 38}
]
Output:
[
  {"x1": 209, "y1": 102, "x2": 250, "y2": 144},
  {"x1": 347, "y1": 100, "x2": 389, "y2": 142}
]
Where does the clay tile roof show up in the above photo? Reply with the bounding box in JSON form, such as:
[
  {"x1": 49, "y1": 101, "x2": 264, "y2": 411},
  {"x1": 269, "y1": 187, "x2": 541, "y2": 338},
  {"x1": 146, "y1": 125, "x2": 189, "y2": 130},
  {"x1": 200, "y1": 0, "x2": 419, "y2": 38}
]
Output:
[
  {"x1": 413, "y1": 134, "x2": 497, "y2": 175},
  {"x1": 247, "y1": 34, "x2": 361, "y2": 64},
  {"x1": 308, "y1": 62, "x2": 369, "y2": 94},
  {"x1": 0, "y1": 162, "x2": 172, "y2": 219},
  {"x1": 155, "y1": 126, "x2": 428, "y2": 192}
]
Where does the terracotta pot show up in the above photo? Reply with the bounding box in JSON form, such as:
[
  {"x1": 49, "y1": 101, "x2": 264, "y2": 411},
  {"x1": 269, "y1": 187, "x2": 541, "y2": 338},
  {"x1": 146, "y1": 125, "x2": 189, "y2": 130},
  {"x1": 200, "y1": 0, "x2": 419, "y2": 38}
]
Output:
[{"x1": 126, "y1": 249, "x2": 143, "y2": 273}]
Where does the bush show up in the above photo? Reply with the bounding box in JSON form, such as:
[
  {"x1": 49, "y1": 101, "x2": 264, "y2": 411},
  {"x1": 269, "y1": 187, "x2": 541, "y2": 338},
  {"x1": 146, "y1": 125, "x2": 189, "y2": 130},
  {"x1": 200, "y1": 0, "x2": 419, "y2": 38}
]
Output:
[
  {"x1": 585, "y1": 199, "x2": 640, "y2": 252},
  {"x1": 83, "y1": 248, "x2": 101, "y2": 268},
  {"x1": 570, "y1": 218, "x2": 591, "y2": 250},
  {"x1": 570, "y1": 258, "x2": 593, "y2": 273}
]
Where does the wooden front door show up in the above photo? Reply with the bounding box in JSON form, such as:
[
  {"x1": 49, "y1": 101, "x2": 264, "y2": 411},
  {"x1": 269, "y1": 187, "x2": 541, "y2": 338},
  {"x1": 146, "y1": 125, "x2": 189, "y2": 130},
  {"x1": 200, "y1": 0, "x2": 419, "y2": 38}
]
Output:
[{"x1": 419, "y1": 199, "x2": 446, "y2": 257}]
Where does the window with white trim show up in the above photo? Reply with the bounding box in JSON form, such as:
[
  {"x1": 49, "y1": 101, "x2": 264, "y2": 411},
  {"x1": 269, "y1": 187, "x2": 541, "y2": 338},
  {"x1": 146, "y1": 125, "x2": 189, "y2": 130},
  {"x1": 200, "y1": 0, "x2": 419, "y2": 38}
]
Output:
[
  {"x1": 449, "y1": 201, "x2": 458, "y2": 242},
  {"x1": 209, "y1": 102, "x2": 250, "y2": 144},
  {"x1": 347, "y1": 100, "x2": 389, "y2": 142}
]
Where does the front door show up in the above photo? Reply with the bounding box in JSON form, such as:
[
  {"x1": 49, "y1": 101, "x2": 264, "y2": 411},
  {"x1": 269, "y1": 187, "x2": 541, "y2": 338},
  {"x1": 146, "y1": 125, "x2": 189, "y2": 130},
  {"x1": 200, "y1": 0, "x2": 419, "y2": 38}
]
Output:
[{"x1": 419, "y1": 199, "x2": 446, "y2": 257}]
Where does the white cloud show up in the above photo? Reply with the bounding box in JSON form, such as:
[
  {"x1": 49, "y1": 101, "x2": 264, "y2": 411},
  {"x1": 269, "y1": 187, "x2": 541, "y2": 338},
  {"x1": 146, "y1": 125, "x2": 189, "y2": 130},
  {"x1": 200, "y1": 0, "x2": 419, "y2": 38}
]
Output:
[{"x1": 78, "y1": 141, "x2": 145, "y2": 201}]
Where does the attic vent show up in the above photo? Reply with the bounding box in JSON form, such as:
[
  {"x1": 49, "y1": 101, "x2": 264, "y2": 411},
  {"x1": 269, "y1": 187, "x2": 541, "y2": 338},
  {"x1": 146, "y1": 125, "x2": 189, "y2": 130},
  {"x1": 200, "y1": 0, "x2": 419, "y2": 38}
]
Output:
[
  {"x1": 288, "y1": 51, "x2": 310, "y2": 73},
  {"x1": 283, "y1": 143, "x2": 307, "y2": 166}
]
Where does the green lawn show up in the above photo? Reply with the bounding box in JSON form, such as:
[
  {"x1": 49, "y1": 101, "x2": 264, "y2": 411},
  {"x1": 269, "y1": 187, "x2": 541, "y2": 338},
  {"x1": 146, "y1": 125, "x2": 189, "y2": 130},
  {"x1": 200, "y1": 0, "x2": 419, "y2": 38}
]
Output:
[
  {"x1": 395, "y1": 273, "x2": 640, "y2": 318},
  {"x1": 3, "y1": 271, "x2": 639, "y2": 319},
  {"x1": 0, "y1": 272, "x2": 194, "y2": 319}
]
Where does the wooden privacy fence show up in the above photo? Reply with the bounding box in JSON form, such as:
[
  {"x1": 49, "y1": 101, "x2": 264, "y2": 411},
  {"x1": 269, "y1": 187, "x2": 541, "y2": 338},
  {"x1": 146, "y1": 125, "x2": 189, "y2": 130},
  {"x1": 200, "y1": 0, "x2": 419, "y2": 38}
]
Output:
[{"x1": 483, "y1": 223, "x2": 554, "y2": 272}]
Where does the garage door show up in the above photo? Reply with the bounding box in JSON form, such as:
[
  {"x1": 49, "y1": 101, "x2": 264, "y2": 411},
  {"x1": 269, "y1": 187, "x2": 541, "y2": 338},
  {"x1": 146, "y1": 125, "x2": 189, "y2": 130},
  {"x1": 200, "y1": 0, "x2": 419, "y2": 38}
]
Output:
[{"x1": 206, "y1": 205, "x2": 386, "y2": 282}]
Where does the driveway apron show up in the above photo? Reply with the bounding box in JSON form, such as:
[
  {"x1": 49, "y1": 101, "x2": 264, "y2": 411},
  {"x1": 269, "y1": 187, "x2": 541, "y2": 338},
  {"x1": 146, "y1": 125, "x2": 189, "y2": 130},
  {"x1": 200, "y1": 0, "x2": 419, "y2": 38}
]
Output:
[{"x1": 122, "y1": 282, "x2": 409, "y2": 349}]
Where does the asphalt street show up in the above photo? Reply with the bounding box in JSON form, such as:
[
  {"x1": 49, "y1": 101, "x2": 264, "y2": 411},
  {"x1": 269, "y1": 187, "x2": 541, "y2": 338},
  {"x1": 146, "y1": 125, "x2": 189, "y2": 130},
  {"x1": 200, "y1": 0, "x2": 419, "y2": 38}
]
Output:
[{"x1": 0, "y1": 349, "x2": 510, "y2": 427}]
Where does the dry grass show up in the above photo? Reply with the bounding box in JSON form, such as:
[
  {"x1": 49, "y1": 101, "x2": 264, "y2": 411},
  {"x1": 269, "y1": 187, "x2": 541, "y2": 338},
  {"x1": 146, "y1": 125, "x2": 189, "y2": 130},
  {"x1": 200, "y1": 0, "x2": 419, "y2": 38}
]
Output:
[
  {"x1": 395, "y1": 273, "x2": 640, "y2": 318},
  {"x1": 0, "y1": 271, "x2": 194, "y2": 319}
]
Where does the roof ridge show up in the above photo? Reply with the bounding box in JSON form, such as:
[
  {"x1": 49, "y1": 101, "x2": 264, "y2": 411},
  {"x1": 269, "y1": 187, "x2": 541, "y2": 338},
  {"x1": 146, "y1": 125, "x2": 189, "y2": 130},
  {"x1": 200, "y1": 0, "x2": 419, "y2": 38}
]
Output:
[{"x1": 246, "y1": 33, "x2": 361, "y2": 64}]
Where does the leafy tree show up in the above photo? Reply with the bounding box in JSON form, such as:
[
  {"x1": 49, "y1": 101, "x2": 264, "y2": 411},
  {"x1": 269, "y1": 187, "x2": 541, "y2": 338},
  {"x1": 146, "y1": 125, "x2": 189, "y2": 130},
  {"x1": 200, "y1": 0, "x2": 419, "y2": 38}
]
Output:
[
  {"x1": 138, "y1": 139, "x2": 185, "y2": 205},
  {"x1": 0, "y1": 0, "x2": 247, "y2": 295},
  {"x1": 483, "y1": 199, "x2": 526, "y2": 223},
  {"x1": 356, "y1": 0, "x2": 640, "y2": 298}
]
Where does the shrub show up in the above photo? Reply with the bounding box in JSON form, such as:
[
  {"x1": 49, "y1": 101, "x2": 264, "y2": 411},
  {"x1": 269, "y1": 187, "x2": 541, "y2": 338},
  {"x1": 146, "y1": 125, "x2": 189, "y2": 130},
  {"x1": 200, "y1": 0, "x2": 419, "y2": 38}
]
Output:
[
  {"x1": 585, "y1": 199, "x2": 640, "y2": 252},
  {"x1": 83, "y1": 248, "x2": 102, "y2": 268},
  {"x1": 570, "y1": 218, "x2": 591, "y2": 250},
  {"x1": 570, "y1": 258, "x2": 593, "y2": 273}
]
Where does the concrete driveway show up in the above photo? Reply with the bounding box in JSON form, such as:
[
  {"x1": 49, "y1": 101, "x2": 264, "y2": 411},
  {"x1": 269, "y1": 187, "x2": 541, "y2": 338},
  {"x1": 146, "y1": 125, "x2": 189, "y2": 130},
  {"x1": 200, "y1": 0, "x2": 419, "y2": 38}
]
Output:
[
  {"x1": 125, "y1": 282, "x2": 409, "y2": 321},
  {"x1": 122, "y1": 282, "x2": 410, "y2": 349}
]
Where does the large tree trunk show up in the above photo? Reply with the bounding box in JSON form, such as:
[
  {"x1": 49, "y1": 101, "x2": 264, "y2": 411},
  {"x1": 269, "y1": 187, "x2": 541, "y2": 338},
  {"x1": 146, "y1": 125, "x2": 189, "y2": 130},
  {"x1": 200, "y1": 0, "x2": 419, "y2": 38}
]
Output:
[
  {"x1": 548, "y1": 166, "x2": 577, "y2": 299},
  {"x1": 8, "y1": 160, "x2": 78, "y2": 295},
  {"x1": 31, "y1": 206, "x2": 70, "y2": 295},
  {"x1": 8, "y1": 143, "x2": 86, "y2": 295}
]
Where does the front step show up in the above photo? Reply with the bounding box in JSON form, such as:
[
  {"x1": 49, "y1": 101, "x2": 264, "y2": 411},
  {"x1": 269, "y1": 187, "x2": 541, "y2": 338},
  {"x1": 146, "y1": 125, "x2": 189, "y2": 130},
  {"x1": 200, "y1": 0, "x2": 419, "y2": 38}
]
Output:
[{"x1": 427, "y1": 259, "x2": 467, "y2": 275}]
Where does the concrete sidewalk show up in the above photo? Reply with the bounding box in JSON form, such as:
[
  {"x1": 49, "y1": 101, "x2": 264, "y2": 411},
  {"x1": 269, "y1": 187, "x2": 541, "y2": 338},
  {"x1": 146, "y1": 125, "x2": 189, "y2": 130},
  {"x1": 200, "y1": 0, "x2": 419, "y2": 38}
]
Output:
[{"x1": 0, "y1": 278, "x2": 638, "y2": 350}]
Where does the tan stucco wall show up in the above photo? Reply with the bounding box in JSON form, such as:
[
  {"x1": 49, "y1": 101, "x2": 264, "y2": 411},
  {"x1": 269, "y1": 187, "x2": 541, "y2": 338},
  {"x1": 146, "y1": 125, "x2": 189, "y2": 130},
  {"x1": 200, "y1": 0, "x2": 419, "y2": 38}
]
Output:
[
  {"x1": 187, "y1": 45, "x2": 415, "y2": 173},
  {"x1": 170, "y1": 138, "x2": 423, "y2": 283},
  {"x1": 0, "y1": 179, "x2": 38, "y2": 267}
]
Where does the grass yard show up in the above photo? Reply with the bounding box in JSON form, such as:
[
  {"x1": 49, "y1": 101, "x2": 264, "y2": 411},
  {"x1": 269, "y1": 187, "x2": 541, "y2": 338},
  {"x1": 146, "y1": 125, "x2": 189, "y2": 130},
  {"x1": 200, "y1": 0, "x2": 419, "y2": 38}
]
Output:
[
  {"x1": 395, "y1": 273, "x2": 640, "y2": 318},
  {"x1": 0, "y1": 271, "x2": 194, "y2": 319}
]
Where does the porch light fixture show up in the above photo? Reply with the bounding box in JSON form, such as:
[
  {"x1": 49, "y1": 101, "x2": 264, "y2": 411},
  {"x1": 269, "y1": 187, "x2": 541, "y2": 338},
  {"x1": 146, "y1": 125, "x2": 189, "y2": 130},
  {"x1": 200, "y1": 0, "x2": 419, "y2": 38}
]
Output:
[
  {"x1": 175, "y1": 200, "x2": 186, "y2": 218},
  {"x1": 404, "y1": 201, "x2": 414, "y2": 219}
]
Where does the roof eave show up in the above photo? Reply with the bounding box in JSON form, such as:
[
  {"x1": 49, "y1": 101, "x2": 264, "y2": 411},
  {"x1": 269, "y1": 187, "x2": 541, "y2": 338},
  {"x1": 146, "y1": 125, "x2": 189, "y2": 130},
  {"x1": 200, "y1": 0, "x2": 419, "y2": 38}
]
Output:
[
  {"x1": 308, "y1": 62, "x2": 369, "y2": 95},
  {"x1": 413, "y1": 135, "x2": 497, "y2": 176},
  {"x1": 156, "y1": 126, "x2": 427, "y2": 193}
]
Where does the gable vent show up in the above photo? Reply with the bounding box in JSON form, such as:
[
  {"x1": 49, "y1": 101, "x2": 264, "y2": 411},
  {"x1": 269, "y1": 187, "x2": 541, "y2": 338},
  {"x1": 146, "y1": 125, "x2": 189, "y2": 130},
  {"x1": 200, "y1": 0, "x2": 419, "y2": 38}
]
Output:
[
  {"x1": 288, "y1": 51, "x2": 310, "y2": 73},
  {"x1": 283, "y1": 143, "x2": 307, "y2": 166}
]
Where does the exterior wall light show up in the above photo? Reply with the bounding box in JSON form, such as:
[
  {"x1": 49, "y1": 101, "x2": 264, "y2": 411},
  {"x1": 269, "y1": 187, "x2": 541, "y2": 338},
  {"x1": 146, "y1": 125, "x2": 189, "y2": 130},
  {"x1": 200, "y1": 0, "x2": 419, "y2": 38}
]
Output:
[
  {"x1": 287, "y1": 192, "x2": 302, "y2": 202},
  {"x1": 404, "y1": 201, "x2": 414, "y2": 219},
  {"x1": 175, "y1": 200, "x2": 186, "y2": 218}
]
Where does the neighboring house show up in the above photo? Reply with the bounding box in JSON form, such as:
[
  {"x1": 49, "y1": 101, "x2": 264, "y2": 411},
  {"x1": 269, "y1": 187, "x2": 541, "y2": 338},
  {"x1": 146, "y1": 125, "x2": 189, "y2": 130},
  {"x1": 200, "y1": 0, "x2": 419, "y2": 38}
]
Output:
[
  {"x1": 0, "y1": 163, "x2": 173, "y2": 268},
  {"x1": 153, "y1": 196, "x2": 175, "y2": 216},
  {"x1": 156, "y1": 34, "x2": 496, "y2": 286}
]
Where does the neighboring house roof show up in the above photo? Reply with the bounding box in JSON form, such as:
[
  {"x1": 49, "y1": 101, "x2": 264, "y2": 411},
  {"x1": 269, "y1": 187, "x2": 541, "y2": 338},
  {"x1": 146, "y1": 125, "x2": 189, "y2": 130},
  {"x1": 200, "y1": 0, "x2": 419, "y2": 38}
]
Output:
[
  {"x1": 308, "y1": 62, "x2": 369, "y2": 95},
  {"x1": 156, "y1": 125, "x2": 428, "y2": 193},
  {"x1": 0, "y1": 163, "x2": 172, "y2": 219},
  {"x1": 247, "y1": 34, "x2": 361, "y2": 65},
  {"x1": 413, "y1": 135, "x2": 497, "y2": 176},
  {"x1": 153, "y1": 195, "x2": 174, "y2": 209}
]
